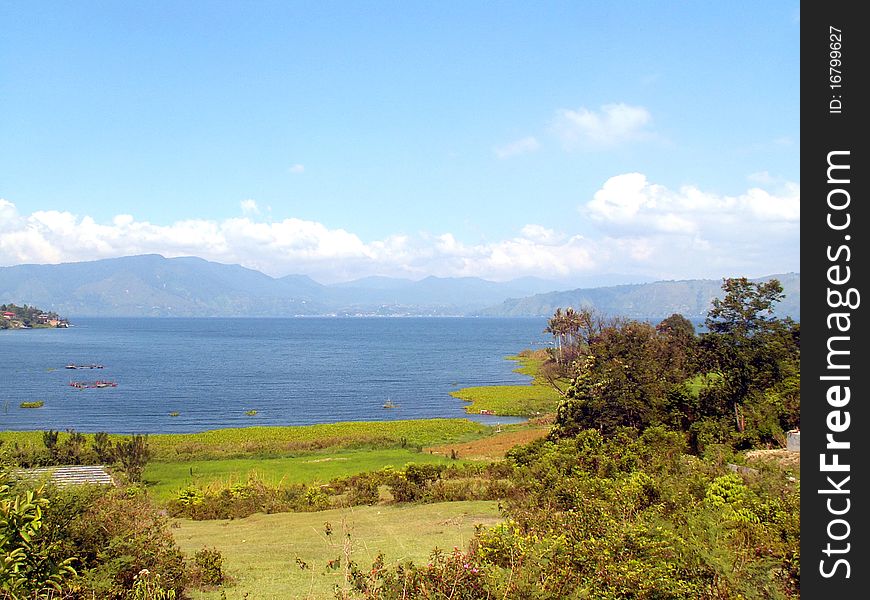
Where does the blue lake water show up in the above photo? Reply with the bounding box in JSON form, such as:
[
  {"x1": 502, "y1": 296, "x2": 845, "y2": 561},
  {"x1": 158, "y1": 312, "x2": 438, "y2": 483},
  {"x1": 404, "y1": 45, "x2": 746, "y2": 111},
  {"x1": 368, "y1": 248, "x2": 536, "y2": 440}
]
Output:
[{"x1": 0, "y1": 317, "x2": 549, "y2": 433}]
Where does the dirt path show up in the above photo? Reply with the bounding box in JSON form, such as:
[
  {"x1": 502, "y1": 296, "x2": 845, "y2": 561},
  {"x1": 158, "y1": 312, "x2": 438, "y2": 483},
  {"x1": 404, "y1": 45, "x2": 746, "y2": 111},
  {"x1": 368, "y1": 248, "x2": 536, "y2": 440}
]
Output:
[{"x1": 425, "y1": 426, "x2": 549, "y2": 460}]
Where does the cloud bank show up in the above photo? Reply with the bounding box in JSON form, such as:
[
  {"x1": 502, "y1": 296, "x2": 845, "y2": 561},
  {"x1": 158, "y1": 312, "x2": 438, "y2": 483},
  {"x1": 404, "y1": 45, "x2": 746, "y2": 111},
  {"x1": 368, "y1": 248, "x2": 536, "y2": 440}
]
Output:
[{"x1": 0, "y1": 174, "x2": 798, "y2": 283}]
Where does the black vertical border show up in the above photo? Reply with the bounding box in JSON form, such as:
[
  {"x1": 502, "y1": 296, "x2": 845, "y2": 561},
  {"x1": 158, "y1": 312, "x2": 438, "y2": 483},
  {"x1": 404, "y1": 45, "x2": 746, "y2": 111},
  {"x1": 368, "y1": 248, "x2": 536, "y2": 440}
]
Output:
[{"x1": 801, "y1": 2, "x2": 868, "y2": 596}]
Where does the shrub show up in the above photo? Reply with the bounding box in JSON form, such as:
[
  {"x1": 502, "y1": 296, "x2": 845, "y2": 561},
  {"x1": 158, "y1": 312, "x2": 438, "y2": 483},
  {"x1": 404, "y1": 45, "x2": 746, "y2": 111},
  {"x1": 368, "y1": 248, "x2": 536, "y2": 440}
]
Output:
[
  {"x1": 191, "y1": 547, "x2": 224, "y2": 587},
  {"x1": 0, "y1": 470, "x2": 77, "y2": 596},
  {"x1": 350, "y1": 546, "x2": 489, "y2": 600},
  {"x1": 115, "y1": 434, "x2": 150, "y2": 482},
  {"x1": 345, "y1": 475, "x2": 380, "y2": 506},
  {"x1": 92, "y1": 432, "x2": 114, "y2": 463},
  {"x1": 44, "y1": 485, "x2": 187, "y2": 598},
  {"x1": 129, "y1": 569, "x2": 177, "y2": 599}
]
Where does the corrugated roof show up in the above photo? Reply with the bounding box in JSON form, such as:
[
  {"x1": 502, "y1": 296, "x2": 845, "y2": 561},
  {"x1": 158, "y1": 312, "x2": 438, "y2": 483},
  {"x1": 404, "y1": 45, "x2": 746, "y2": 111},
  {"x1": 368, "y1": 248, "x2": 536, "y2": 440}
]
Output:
[{"x1": 18, "y1": 465, "x2": 115, "y2": 486}]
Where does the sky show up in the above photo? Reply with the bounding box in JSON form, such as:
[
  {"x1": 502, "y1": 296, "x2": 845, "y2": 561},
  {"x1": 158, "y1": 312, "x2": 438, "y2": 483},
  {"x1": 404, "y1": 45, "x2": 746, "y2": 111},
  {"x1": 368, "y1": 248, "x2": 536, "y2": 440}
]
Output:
[{"x1": 0, "y1": 1, "x2": 800, "y2": 284}]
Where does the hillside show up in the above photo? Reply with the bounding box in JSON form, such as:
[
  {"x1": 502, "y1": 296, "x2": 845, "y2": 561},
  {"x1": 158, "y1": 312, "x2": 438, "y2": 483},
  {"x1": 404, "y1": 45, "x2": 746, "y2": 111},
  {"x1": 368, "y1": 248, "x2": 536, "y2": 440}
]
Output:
[
  {"x1": 0, "y1": 255, "x2": 560, "y2": 317},
  {"x1": 475, "y1": 272, "x2": 800, "y2": 320},
  {"x1": 0, "y1": 255, "x2": 799, "y2": 320}
]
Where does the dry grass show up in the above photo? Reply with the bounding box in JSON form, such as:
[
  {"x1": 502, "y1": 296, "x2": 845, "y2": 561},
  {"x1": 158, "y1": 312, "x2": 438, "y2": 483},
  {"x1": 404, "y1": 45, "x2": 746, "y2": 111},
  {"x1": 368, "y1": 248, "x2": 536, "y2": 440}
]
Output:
[
  {"x1": 744, "y1": 449, "x2": 800, "y2": 469},
  {"x1": 425, "y1": 426, "x2": 549, "y2": 461}
]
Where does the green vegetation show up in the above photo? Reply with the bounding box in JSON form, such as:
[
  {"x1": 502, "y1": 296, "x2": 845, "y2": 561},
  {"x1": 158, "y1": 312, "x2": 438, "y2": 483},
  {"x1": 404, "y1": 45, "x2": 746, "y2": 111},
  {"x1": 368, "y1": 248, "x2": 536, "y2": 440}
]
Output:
[
  {"x1": 0, "y1": 302, "x2": 69, "y2": 329},
  {"x1": 144, "y1": 448, "x2": 461, "y2": 503},
  {"x1": 19, "y1": 400, "x2": 44, "y2": 408},
  {"x1": 0, "y1": 419, "x2": 489, "y2": 463},
  {"x1": 349, "y1": 428, "x2": 799, "y2": 600},
  {"x1": 450, "y1": 351, "x2": 566, "y2": 416},
  {"x1": 173, "y1": 501, "x2": 501, "y2": 600},
  {"x1": 684, "y1": 371, "x2": 724, "y2": 397},
  {"x1": 0, "y1": 277, "x2": 800, "y2": 599},
  {"x1": 345, "y1": 278, "x2": 800, "y2": 599},
  {"x1": 0, "y1": 465, "x2": 186, "y2": 598}
]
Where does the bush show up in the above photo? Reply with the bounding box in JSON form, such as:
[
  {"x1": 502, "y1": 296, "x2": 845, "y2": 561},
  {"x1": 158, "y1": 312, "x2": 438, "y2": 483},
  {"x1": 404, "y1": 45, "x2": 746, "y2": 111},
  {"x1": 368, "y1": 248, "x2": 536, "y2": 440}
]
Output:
[
  {"x1": 44, "y1": 485, "x2": 187, "y2": 598},
  {"x1": 0, "y1": 470, "x2": 76, "y2": 596},
  {"x1": 128, "y1": 569, "x2": 177, "y2": 600},
  {"x1": 191, "y1": 547, "x2": 224, "y2": 587},
  {"x1": 351, "y1": 546, "x2": 489, "y2": 600},
  {"x1": 115, "y1": 434, "x2": 150, "y2": 482}
]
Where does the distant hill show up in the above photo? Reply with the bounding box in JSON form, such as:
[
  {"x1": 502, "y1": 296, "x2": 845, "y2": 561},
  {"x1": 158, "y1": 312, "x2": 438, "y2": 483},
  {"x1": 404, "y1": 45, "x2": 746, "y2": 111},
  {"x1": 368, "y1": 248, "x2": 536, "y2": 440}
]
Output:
[
  {"x1": 475, "y1": 273, "x2": 800, "y2": 321},
  {"x1": 0, "y1": 255, "x2": 563, "y2": 317},
  {"x1": 0, "y1": 255, "x2": 329, "y2": 317},
  {"x1": 0, "y1": 255, "x2": 799, "y2": 320}
]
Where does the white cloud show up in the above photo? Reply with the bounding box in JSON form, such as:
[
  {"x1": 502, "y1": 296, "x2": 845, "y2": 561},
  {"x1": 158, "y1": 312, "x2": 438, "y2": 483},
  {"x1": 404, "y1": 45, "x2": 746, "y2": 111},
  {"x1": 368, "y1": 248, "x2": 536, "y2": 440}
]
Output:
[
  {"x1": 0, "y1": 199, "x2": 601, "y2": 282},
  {"x1": 494, "y1": 136, "x2": 541, "y2": 159},
  {"x1": 240, "y1": 199, "x2": 260, "y2": 215},
  {"x1": 585, "y1": 173, "x2": 799, "y2": 235},
  {"x1": 747, "y1": 171, "x2": 777, "y2": 185},
  {"x1": 520, "y1": 224, "x2": 565, "y2": 245},
  {"x1": 289, "y1": 164, "x2": 305, "y2": 174},
  {"x1": 0, "y1": 172, "x2": 799, "y2": 283},
  {"x1": 552, "y1": 103, "x2": 652, "y2": 148},
  {"x1": 578, "y1": 173, "x2": 800, "y2": 279}
]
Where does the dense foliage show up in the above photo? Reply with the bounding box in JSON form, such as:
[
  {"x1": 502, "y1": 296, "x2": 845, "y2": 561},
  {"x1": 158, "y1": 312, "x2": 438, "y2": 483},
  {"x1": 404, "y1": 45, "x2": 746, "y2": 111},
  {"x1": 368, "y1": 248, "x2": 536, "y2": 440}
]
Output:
[
  {"x1": 551, "y1": 278, "x2": 799, "y2": 451},
  {"x1": 1, "y1": 460, "x2": 189, "y2": 599},
  {"x1": 348, "y1": 278, "x2": 800, "y2": 599}
]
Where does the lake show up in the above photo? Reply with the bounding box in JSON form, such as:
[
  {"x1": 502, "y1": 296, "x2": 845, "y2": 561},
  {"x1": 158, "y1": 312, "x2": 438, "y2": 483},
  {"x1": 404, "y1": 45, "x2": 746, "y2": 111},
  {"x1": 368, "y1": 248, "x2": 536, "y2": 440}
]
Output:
[{"x1": 0, "y1": 317, "x2": 550, "y2": 433}]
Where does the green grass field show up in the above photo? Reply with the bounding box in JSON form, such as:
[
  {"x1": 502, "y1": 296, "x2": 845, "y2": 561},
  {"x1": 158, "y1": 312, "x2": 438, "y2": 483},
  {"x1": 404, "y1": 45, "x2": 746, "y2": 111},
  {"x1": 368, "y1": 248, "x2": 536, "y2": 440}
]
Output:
[
  {"x1": 450, "y1": 353, "x2": 565, "y2": 416},
  {"x1": 145, "y1": 448, "x2": 463, "y2": 503},
  {"x1": 174, "y1": 501, "x2": 502, "y2": 600}
]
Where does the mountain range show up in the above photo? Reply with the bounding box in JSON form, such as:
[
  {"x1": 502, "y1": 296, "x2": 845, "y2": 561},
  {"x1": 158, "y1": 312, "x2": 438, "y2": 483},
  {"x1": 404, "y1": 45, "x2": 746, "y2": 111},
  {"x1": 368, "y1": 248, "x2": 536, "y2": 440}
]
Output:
[{"x1": 0, "y1": 254, "x2": 799, "y2": 320}]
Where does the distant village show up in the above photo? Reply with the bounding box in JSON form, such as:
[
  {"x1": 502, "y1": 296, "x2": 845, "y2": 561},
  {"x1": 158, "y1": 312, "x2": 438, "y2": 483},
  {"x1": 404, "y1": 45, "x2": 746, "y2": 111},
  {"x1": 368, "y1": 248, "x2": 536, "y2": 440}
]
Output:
[{"x1": 0, "y1": 303, "x2": 69, "y2": 329}]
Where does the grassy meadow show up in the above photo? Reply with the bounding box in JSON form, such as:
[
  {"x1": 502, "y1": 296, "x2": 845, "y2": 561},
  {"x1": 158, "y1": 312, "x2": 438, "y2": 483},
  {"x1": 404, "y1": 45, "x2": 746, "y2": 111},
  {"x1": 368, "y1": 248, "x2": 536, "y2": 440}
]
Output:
[
  {"x1": 144, "y1": 447, "x2": 464, "y2": 502},
  {"x1": 174, "y1": 500, "x2": 502, "y2": 599}
]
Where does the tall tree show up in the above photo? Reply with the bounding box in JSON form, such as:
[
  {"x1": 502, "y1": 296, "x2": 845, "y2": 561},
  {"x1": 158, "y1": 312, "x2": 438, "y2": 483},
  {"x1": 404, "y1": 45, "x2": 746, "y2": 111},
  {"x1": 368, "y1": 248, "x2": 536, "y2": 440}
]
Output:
[
  {"x1": 705, "y1": 277, "x2": 784, "y2": 337},
  {"x1": 699, "y1": 278, "x2": 797, "y2": 439}
]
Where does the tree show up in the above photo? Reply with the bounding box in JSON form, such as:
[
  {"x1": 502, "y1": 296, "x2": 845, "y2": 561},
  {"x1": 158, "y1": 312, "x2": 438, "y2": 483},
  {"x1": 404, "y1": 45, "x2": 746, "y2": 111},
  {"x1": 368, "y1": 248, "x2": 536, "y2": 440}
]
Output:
[
  {"x1": 705, "y1": 277, "x2": 784, "y2": 337},
  {"x1": 655, "y1": 313, "x2": 697, "y2": 382},
  {"x1": 544, "y1": 307, "x2": 605, "y2": 368},
  {"x1": 553, "y1": 319, "x2": 690, "y2": 437},
  {"x1": 116, "y1": 435, "x2": 150, "y2": 483},
  {"x1": 699, "y1": 278, "x2": 799, "y2": 444},
  {"x1": 544, "y1": 308, "x2": 567, "y2": 364},
  {"x1": 92, "y1": 432, "x2": 115, "y2": 463}
]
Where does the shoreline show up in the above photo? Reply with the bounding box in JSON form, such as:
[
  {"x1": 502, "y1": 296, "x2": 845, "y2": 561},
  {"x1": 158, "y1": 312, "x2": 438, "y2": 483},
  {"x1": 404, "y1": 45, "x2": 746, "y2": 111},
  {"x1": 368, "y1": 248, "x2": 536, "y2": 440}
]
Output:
[
  {"x1": 0, "y1": 414, "x2": 528, "y2": 437},
  {"x1": 450, "y1": 350, "x2": 566, "y2": 417}
]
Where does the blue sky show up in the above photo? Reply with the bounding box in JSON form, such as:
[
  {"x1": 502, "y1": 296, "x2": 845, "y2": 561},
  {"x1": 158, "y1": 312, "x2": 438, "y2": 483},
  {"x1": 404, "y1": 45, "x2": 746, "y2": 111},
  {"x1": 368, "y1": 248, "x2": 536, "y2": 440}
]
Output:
[{"x1": 0, "y1": 1, "x2": 799, "y2": 283}]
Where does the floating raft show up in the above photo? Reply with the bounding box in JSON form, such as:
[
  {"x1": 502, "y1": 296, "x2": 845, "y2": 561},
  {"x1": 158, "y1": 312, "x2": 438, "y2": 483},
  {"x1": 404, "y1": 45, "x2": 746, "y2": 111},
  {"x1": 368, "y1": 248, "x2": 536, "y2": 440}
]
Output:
[{"x1": 69, "y1": 380, "x2": 118, "y2": 389}]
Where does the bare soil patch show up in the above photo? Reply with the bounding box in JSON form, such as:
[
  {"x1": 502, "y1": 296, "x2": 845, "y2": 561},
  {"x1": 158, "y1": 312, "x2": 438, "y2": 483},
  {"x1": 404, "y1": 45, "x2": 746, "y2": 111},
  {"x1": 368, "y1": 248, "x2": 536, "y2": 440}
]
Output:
[{"x1": 425, "y1": 427, "x2": 549, "y2": 460}]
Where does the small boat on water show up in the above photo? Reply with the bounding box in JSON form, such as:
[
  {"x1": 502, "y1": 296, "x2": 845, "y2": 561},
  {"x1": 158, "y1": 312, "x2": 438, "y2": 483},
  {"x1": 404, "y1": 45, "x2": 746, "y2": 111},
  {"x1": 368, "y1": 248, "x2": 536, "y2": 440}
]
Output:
[
  {"x1": 383, "y1": 398, "x2": 397, "y2": 409},
  {"x1": 69, "y1": 380, "x2": 117, "y2": 389},
  {"x1": 65, "y1": 363, "x2": 104, "y2": 369}
]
